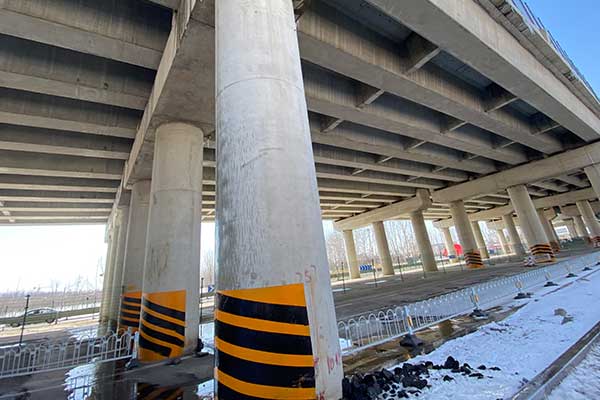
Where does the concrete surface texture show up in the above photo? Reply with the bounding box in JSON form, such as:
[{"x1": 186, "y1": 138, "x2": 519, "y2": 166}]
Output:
[{"x1": 2, "y1": 0, "x2": 600, "y2": 397}]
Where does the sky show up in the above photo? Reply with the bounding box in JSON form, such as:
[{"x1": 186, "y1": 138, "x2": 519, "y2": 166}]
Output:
[{"x1": 0, "y1": 2, "x2": 598, "y2": 293}]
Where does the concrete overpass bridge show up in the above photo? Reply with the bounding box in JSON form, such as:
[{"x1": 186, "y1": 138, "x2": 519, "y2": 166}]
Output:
[{"x1": 2, "y1": 0, "x2": 600, "y2": 397}]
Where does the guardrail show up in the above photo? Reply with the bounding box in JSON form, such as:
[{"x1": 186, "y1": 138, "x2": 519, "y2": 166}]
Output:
[
  {"x1": 0, "y1": 329, "x2": 136, "y2": 378},
  {"x1": 337, "y1": 252, "x2": 599, "y2": 355}
]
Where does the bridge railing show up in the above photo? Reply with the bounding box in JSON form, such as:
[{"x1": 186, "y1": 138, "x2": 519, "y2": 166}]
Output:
[
  {"x1": 337, "y1": 252, "x2": 599, "y2": 355},
  {"x1": 0, "y1": 329, "x2": 136, "y2": 378}
]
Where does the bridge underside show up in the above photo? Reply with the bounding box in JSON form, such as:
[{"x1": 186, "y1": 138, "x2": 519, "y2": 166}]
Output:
[{"x1": 0, "y1": 0, "x2": 598, "y2": 226}]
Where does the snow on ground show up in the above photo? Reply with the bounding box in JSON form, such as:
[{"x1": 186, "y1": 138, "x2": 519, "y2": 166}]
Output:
[
  {"x1": 548, "y1": 342, "x2": 600, "y2": 399},
  {"x1": 384, "y1": 268, "x2": 600, "y2": 399}
]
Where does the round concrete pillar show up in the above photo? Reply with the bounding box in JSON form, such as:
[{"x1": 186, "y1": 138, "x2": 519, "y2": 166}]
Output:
[
  {"x1": 496, "y1": 229, "x2": 510, "y2": 255},
  {"x1": 139, "y1": 122, "x2": 203, "y2": 362},
  {"x1": 502, "y1": 214, "x2": 525, "y2": 256},
  {"x1": 471, "y1": 221, "x2": 490, "y2": 259},
  {"x1": 108, "y1": 206, "x2": 129, "y2": 332},
  {"x1": 216, "y1": 1, "x2": 342, "y2": 396},
  {"x1": 565, "y1": 219, "x2": 578, "y2": 239},
  {"x1": 440, "y1": 227, "x2": 457, "y2": 263},
  {"x1": 584, "y1": 164, "x2": 600, "y2": 199},
  {"x1": 537, "y1": 209, "x2": 560, "y2": 254},
  {"x1": 449, "y1": 200, "x2": 482, "y2": 269},
  {"x1": 372, "y1": 221, "x2": 395, "y2": 276},
  {"x1": 576, "y1": 200, "x2": 600, "y2": 247},
  {"x1": 410, "y1": 210, "x2": 438, "y2": 272},
  {"x1": 118, "y1": 180, "x2": 151, "y2": 333},
  {"x1": 573, "y1": 214, "x2": 589, "y2": 238},
  {"x1": 99, "y1": 227, "x2": 117, "y2": 334},
  {"x1": 342, "y1": 230, "x2": 361, "y2": 279},
  {"x1": 507, "y1": 185, "x2": 554, "y2": 263}
]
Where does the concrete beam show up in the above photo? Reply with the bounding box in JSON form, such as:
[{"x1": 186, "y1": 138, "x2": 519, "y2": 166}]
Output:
[
  {"x1": 0, "y1": 150, "x2": 124, "y2": 180},
  {"x1": 304, "y1": 63, "x2": 530, "y2": 165},
  {"x1": 0, "y1": 175, "x2": 119, "y2": 193},
  {"x1": 0, "y1": 124, "x2": 131, "y2": 160},
  {"x1": 432, "y1": 141, "x2": 600, "y2": 203},
  {"x1": 319, "y1": 191, "x2": 398, "y2": 203},
  {"x1": 0, "y1": 190, "x2": 115, "y2": 204},
  {"x1": 0, "y1": 219, "x2": 107, "y2": 226},
  {"x1": 0, "y1": 202, "x2": 112, "y2": 213},
  {"x1": 310, "y1": 117, "x2": 493, "y2": 174},
  {"x1": 0, "y1": 3, "x2": 167, "y2": 69},
  {"x1": 334, "y1": 188, "x2": 431, "y2": 230},
  {"x1": 364, "y1": 0, "x2": 600, "y2": 142},
  {"x1": 298, "y1": 4, "x2": 563, "y2": 154},
  {"x1": 312, "y1": 143, "x2": 468, "y2": 182},
  {"x1": 0, "y1": 88, "x2": 139, "y2": 139},
  {"x1": 315, "y1": 164, "x2": 444, "y2": 190},
  {"x1": 124, "y1": 0, "x2": 215, "y2": 183},
  {"x1": 484, "y1": 83, "x2": 517, "y2": 112},
  {"x1": 317, "y1": 178, "x2": 415, "y2": 197},
  {"x1": 404, "y1": 33, "x2": 441, "y2": 74}
]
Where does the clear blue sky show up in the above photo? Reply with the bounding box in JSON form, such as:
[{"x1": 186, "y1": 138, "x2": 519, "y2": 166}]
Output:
[{"x1": 526, "y1": 0, "x2": 600, "y2": 94}]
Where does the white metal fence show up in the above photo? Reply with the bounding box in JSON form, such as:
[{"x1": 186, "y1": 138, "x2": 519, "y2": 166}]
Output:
[
  {"x1": 0, "y1": 330, "x2": 136, "y2": 378},
  {"x1": 338, "y1": 252, "x2": 600, "y2": 355}
]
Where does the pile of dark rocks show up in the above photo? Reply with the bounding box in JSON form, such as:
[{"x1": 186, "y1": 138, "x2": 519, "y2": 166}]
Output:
[{"x1": 341, "y1": 356, "x2": 501, "y2": 399}]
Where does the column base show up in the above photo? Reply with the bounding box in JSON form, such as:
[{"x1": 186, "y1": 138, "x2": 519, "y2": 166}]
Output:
[
  {"x1": 529, "y1": 244, "x2": 556, "y2": 264},
  {"x1": 549, "y1": 241, "x2": 561, "y2": 253},
  {"x1": 118, "y1": 291, "x2": 141, "y2": 333},
  {"x1": 464, "y1": 250, "x2": 484, "y2": 269},
  {"x1": 592, "y1": 236, "x2": 600, "y2": 247}
]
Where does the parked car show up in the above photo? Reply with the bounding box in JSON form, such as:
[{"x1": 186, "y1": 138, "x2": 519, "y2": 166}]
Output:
[{"x1": 9, "y1": 308, "x2": 58, "y2": 327}]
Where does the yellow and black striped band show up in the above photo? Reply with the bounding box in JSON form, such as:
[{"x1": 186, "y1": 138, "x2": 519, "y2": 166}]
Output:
[
  {"x1": 464, "y1": 250, "x2": 483, "y2": 269},
  {"x1": 119, "y1": 291, "x2": 141, "y2": 332},
  {"x1": 530, "y1": 243, "x2": 555, "y2": 263},
  {"x1": 215, "y1": 283, "x2": 316, "y2": 400},
  {"x1": 138, "y1": 290, "x2": 186, "y2": 362}
]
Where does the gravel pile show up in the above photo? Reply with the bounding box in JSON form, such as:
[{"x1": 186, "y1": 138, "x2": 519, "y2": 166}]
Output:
[{"x1": 342, "y1": 356, "x2": 501, "y2": 399}]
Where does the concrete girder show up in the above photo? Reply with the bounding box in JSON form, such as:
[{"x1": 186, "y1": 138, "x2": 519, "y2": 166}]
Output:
[
  {"x1": 297, "y1": 3, "x2": 563, "y2": 154},
  {"x1": 0, "y1": 34, "x2": 153, "y2": 110},
  {"x1": 0, "y1": 218, "x2": 106, "y2": 225},
  {"x1": 0, "y1": 1, "x2": 169, "y2": 69},
  {"x1": 404, "y1": 33, "x2": 441, "y2": 75},
  {"x1": 317, "y1": 178, "x2": 416, "y2": 197},
  {"x1": 0, "y1": 125, "x2": 132, "y2": 160},
  {"x1": 432, "y1": 141, "x2": 600, "y2": 204},
  {"x1": 310, "y1": 118, "x2": 492, "y2": 174},
  {"x1": 334, "y1": 188, "x2": 431, "y2": 230},
  {"x1": 0, "y1": 175, "x2": 119, "y2": 193},
  {"x1": 561, "y1": 202, "x2": 600, "y2": 217},
  {"x1": 531, "y1": 181, "x2": 569, "y2": 193},
  {"x1": 0, "y1": 150, "x2": 124, "y2": 180},
  {"x1": 484, "y1": 83, "x2": 517, "y2": 112},
  {"x1": 0, "y1": 213, "x2": 108, "y2": 221},
  {"x1": 436, "y1": 187, "x2": 597, "y2": 225},
  {"x1": 0, "y1": 202, "x2": 112, "y2": 213},
  {"x1": 311, "y1": 143, "x2": 468, "y2": 182},
  {"x1": 0, "y1": 88, "x2": 139, "y2": 139},
  {"x1": 303, "y1": 63, "x2": 530, "y2": 166},
  {"x1": 557, "y1": 175, "x2": 589, "y2": 188},
  {"x1": 318, "y1": 191, "x2": 398, "y2": 203},
  {"x1": 315, "y1": 163, "x2": 444, "y2": 190},
  {"x1": 124, "y1": 0, "x2": 215, "y2": 183},
  {"x1": 363, "y1": 0, "x2": 600, "y2": 142},
  {"x1": 0, "y1": 190, "x2": 115, "y2": 203}
]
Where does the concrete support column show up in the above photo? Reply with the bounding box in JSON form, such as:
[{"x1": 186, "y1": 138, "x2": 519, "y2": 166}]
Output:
[
  {"x1": 496, "y1": 230, "x2": 510, "y2": 255},
  {"x1": 584, "y1": 164, "x2": 600, "y2": 199},
  {"x1": 507, "y1": 185, "x2": 555, "y2": 263},
  {"x1": 470, "y1": 221, "x2": 490, "y2": 259},
  {"x1": 107, "y1": 206, "x2": 129, "y2": 332},
  {"x1": 410, "y1": 210, "x2": 438, "y2": 272},
  {"x1": 342, "y1": 230, "x2": 361, "y2": 279},
  {"x1": 537, "y1": 209, "x2": 560, "y2": 254},
  {"x1": 139, "y1": 122, "x2": 203, "y2": 362},
  {"x1": 502, "y1": 214, "x2": 526, "y2": 256},
  {"x1": 98, "y1": 227, "x2": 117, "y2": 333},
  {"x1": 565, "y1": 219, "x2": 579, "y2": 239},
  {"x1": 449, "y1": 200, "x2": 482, "y2": 269},
  {"x1": 372, "y1": 221, "x2": 395, "y2": 276},
  {"x1": 576, "y1": 200, "x2": 600, "y2": 247},
  {"x1": 573, "y1": 214, "x2": 589, "y2": 238},
  {"x1": 216, "y1": 0, "x2": 342, "y2": 397},
  {"x1": 118, "y1": 180, "x2": 151, "y2": 333},
  {"x1": 440, "y1": 227, "x2": 458, "y2": 263}
]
